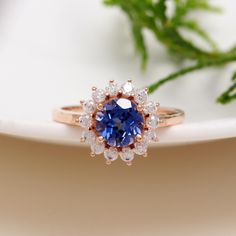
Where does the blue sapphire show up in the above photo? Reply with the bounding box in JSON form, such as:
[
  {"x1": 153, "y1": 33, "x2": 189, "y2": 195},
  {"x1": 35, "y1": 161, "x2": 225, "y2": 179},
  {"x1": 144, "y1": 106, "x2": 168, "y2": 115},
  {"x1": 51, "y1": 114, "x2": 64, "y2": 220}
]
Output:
[{"x1": 95, "y1": 98, "x2": 144, "y2": 147}]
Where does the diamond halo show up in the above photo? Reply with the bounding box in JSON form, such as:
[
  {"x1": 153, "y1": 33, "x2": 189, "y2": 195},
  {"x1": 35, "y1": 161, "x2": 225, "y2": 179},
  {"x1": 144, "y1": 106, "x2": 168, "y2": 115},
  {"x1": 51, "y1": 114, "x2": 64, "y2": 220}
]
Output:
[{"x1": 80, "y1": 80, "x2": 159, "y2": 165}]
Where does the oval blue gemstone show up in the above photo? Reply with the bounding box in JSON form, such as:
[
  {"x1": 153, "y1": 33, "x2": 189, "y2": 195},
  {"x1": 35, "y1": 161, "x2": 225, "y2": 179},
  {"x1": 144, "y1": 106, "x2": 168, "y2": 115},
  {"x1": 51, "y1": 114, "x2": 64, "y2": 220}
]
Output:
[{"x1": 95, "y1": 98, "x2": 144, "y2": 147}]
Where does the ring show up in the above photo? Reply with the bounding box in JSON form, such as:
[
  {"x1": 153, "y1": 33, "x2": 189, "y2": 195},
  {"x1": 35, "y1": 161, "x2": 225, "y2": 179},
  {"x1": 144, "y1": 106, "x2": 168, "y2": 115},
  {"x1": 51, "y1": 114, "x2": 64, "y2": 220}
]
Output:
[{"x1": 53, "y1": 80, "x2": 184, "y2": 165}]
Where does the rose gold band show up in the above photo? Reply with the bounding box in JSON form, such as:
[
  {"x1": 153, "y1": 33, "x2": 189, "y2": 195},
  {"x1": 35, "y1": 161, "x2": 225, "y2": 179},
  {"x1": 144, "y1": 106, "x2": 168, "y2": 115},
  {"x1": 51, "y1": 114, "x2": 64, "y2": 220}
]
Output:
[{"x1": 53, "y1": 105, "x2": 184, "y2": 128}]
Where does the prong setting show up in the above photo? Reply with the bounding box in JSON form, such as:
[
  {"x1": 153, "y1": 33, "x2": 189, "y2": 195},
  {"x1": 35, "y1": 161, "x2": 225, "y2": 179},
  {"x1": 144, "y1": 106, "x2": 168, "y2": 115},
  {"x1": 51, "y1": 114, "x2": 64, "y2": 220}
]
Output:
[{"x1": 79, "y1": 80, "x2": 159, "y2": 165}]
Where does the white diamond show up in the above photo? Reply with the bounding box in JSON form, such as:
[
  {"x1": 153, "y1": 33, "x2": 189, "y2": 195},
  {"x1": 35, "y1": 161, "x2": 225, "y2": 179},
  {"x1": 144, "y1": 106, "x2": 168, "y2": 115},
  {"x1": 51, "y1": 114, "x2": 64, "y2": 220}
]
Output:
[
  {"x1": 122, "y1": 81, "x2": 133, "y2": 95},
  {"x1": 79, "y1": 114, "x2": 92, "y2": 128},
  {"x1": 134, "y1": 141, "x2": 148, "y2": 155},
  {"x1": 120, "y1": 148, "x2": 134, "y2": 162},
  {"x1": 134, "y1": 88, "x2": 148, "y2": 104},
  {"x1": 146, "y1": 115, "x2": 159, "y2": 129},
  {"x1": 104, "y1": 148, "x2": 119, "y2": 161},
  {"x1": 83, "y1": 100, "x2": 96, "y2": 114},
  {"x1": 105, "y1": 82, "x2": 119, "y2": 97},
  {"x1": 82, "y1": 130, "x2": 96, "y2": 144},
  {"x1": 144, "y1": 129, "x2": 158, "y2": 142},
  {"x1": 91, "y1": 141, "x2": 105, "y2": 155},
  {"x1": 143, "y1": 101, "x2": 157, "y2": 115},
  {"x1": 92, "y1": 89, "x2": 105, "y2": 103}
]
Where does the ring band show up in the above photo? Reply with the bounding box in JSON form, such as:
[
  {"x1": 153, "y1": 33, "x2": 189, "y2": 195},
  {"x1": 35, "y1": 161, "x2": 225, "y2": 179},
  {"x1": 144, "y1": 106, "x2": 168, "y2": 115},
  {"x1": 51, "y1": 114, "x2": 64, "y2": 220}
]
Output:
[
  {"x1": 53, "y1": 106, "x2": 184, "y2": 128},
  {"x1": 52, "y1": 80, "x2": 185, "y2": 165}
]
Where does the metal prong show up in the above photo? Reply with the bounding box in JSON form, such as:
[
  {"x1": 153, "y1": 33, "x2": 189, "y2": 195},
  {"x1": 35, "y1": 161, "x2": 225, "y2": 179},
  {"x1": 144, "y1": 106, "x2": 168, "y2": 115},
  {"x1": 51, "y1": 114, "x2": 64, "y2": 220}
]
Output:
[
  {"x1": 74, "y1": 115, "x2": 80, "y2": 123},
  {"x1": 92, "y1": 86, "x2": 97, "y2": 91},
  {"x1": 80, "y1": 100, "x2": 85, "y2": 105},
  {"x1": 126, "y1": 161, "x2": 132, "y2": 166},
  {"x1": 97, "y1": 136, "x2": 104, "y2": 143},
  {"x1": 97, "y1": 103, "x2": 103, "y2": 110},
  {"x1": 90, "y1": 152, "x2": 96, "y2": 157},
  {"x1": 137, "y1": 104, "x2": 143, "y2": 112},
  {"x1": 143, "y1": 152, "x2": 148, "y2": 157},
  {"x1": 105, "y1": 92, "x2": 110, "y2": 98},
  {"x1": 109, "y1": 80, "x2": 114, "y2": 84},
  {"x1": 106, "y1": 160, "x2": 112, "y2": 165},
  {"x1": 136, "y1": 134, "x2": 142, "y2": 142},
  {"x1": 145, "y1": 87, "x2": 149, "y2": 93},
  {"x1": 127, "y1": 79, "x2": 132, "y2": 83}
]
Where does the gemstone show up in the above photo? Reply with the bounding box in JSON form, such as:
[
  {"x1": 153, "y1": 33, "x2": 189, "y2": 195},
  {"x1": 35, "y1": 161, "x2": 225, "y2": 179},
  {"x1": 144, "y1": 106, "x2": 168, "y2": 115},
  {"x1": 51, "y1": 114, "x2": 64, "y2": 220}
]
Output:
[
  {"x1": 83, "y1": 100, "x2": 96, "y2": 114},
  {"x1": 122, "y1": 81, "x2": 133, "y2": 95},
  {"x1": 144, "y1": 129, "x2": 159, "y2": 142},
  {"x1": 143, "y1": 101, "x2": 157, "y2": 115},
  {"x1": 146, "y1": 115, "x2": 159, "y2": 129},
  {"x1": 92, "y1": 89, "x2": 105, "y2": 103},
  {"x1": 95, "y1": 98, "x2": 144, "y2": 147},
  {"x1": 134, "y1": 141, "x2": 148, "y2": 155},
  {"x1": 91, "y1": 141, "x2": 105, "y2": 154},
  {"x1": 120, "y1": 148, "x2": 134, "y2": 162},
  {"x1": 104, "y1": 148, "x2": 119, "y2": 162},
  {"x1": 105, "y1": 82, "x2": 119, "y2": 97},
  {"x1": 134, "y1": 88, "x2": 148, "y2": 104},
  {"x1": 81, "y1": 130, "x2": 96, "y2": 144},
  {"x1": 79, "y1": 114, "x2": 92, "y2": 128}
]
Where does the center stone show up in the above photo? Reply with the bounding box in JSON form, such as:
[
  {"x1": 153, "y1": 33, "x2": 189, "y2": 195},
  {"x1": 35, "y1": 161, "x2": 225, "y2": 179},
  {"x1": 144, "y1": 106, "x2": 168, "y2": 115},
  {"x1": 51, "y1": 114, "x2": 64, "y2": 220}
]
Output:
[{"x1": 95, "y1": 98, "x2": 144, "y2": 147}]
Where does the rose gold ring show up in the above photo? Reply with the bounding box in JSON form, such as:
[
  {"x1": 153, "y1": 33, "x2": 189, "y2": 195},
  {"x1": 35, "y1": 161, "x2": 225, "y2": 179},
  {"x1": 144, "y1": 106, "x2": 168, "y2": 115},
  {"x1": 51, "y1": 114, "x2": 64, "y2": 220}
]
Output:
[{"x1": 53, "y1": 80, "x2": 185, "y2": 165}]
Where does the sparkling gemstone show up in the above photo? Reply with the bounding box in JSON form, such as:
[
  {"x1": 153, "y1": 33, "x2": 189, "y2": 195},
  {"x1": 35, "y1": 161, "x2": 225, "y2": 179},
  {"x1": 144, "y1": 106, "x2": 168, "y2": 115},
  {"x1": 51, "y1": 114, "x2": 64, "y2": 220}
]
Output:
[
  {"x1": 134, "y1": 88, "x2": 148, "y2": 104},
  {"x1": 83, "y1": 100, "x2": 96, "y2": 114},
  {"x1": 104, "y1": 148, "x2": 119, "y2": 161},
  {"x1": 105, "y1": 82, "x2": 119, "y2": 97},
  {"x1": 82, "y1": 130, "x2": 96, "y2": 144},
  {"x1": 146, "y1": 115, "x2": 159, "y2": 129},
  {"x1": 144, "y1": 129, "x2": 159, "y2": 142},
  {"x1": 134, "y1": 141, "x2": 148, "y2": 155},
  {"x1": 120, "y1": 148, "x2": 134, "y2": 162},
  {"x1": 122, "y1": 81, "x2": 133, "y2": 95},
  {"x1": 143, "y1": 101, "x2": 157, "y2": 115},
  {"x1": 79, "y1": 114, "x2": 92, "y2": 128},
  {"x1": 95, "y1": 98, "x2": 144, "y2": 147},
  {"x1": 91, "y1": 141, "x2": 105, "y2": 154},
  {"x1": 92, "y1": 89, "x2": 105, "y2": 103}
]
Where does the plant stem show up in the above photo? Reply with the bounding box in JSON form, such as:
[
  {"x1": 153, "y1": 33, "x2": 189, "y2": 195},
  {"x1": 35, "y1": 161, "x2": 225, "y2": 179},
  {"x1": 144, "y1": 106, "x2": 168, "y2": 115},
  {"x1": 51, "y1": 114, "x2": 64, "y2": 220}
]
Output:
[{"x1": 148, "y1": 54, "x2": 236, "y2": 93}]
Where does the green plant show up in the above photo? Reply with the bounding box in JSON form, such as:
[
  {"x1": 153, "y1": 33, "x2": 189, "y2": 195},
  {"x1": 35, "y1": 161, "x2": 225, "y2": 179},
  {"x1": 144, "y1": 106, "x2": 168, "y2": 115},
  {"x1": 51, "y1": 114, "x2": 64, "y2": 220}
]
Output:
[{"x1": 104, "y1": 0, "x2": 236, "y2": 104}]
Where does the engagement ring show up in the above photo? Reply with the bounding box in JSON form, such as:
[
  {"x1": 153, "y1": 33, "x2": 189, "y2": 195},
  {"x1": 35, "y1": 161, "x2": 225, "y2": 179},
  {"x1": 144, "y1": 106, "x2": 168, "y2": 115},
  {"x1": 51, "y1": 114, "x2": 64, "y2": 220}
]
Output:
[{"x1": 53, "y1": 80, "x2": 184, "y2": 165}]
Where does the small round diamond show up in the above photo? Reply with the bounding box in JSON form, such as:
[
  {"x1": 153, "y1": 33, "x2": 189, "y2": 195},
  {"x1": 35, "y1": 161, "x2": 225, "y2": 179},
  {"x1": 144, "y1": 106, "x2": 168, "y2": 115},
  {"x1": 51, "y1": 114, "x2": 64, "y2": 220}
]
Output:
[
  {"x1": 134, "y1": 141, "x2": 148, "y2": 155},
  {"x1": 91, "y1": 141, "x2": 105, "y2": 155},
  {"x1": 143, "y1": 101, "x2": 158, "y2": 115},
  {"x1": 104, "y1": 148, "x2": 119, "y2": 162},
  {"x1": 144, "y1": 129, "x2": 159, "y2": 142},
  {"x1": 146, "y1": 115, "x2": 159, "y2": 129},
  {"x1": 105, "y1": 82, "x2": 119, "y2": 97},
  {"x1": 81, "y1": 130, "x2": 96, "y2": 144},
  {"x1": 122, "y1": 81, "x2": 133, "y2": 95},
  {"x1": 92, "y1": 89, "x2": 105, "y2": 103},
  {"x1": 83, "y1": 100, "x2": 96, "y2": 114},
  {"x1": 134, "y1": 88, "x2": 148, "y2": 104},
  {"x1": 79, "y1": 114, "x2": 92, "y2": 128},
  {"x1": 120, "y1": 148, "x2": 134, "y2": 162}
]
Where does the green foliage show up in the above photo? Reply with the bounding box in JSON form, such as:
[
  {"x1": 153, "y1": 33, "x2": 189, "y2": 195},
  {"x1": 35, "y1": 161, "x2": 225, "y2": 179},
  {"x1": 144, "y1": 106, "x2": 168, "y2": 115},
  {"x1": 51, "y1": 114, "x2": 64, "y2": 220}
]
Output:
[
  {"x1": 104, "y1": 0, "x2": 236, "y2": 104},
  {"x1": 217, "y1": 72, "x2": 236, "y2": 104}
]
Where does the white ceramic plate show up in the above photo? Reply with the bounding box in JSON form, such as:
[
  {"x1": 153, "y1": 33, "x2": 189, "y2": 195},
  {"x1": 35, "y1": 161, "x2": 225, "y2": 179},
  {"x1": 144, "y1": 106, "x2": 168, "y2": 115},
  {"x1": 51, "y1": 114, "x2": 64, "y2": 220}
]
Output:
[{"x1": 0, "y1": 0, "x2": 235, "y2": 146}]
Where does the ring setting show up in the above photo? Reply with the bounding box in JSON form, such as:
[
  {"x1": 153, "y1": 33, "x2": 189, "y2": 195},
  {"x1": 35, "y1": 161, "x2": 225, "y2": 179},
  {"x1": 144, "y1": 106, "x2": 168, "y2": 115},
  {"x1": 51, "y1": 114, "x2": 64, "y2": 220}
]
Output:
[
  {"x1": 79, "y1": 80, "x2": 159, "y2": 165},
  {"x1": 53, "y1": 80, "x2": 184, "y2": 165}
]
